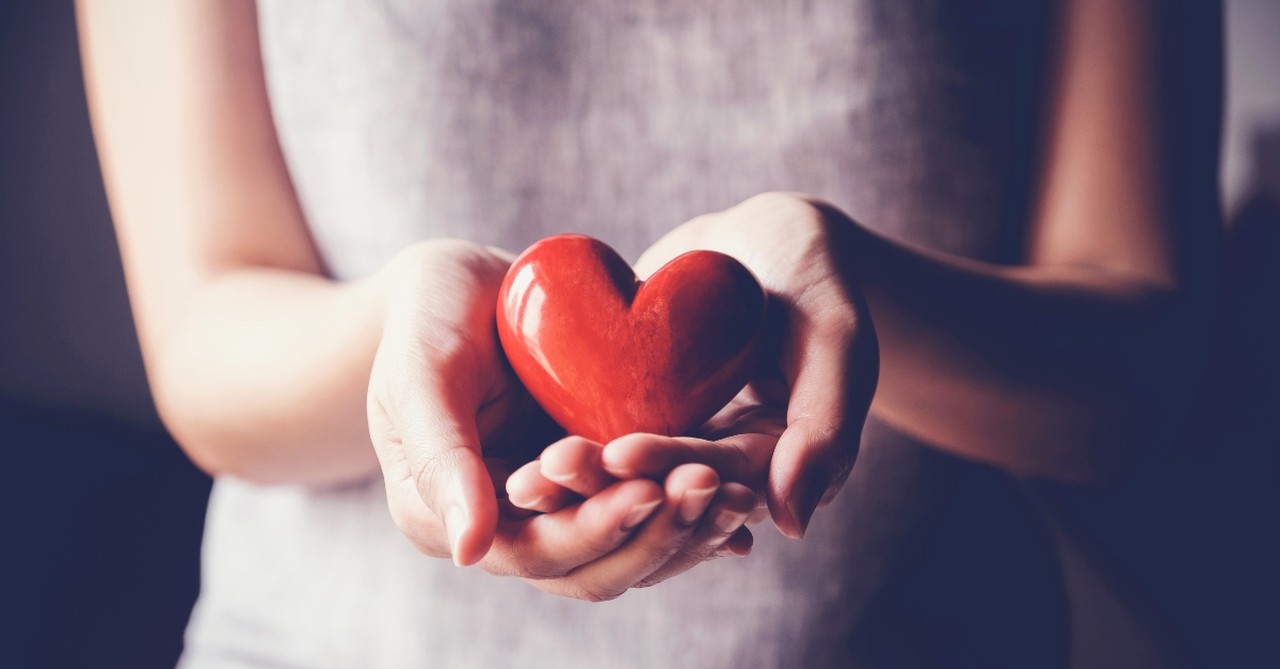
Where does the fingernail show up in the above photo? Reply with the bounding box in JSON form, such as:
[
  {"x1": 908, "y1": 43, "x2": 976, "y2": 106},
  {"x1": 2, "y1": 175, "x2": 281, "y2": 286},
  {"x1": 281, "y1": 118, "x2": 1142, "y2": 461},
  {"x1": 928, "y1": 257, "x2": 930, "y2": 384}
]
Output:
[
  {"x1": 600, "y1": 449, "x2": 635, "y2": 478},
  {"x1": 711, "y1": 508, "x2": 748, "y2": 534},
  {"x1": 607, "y1": 465, "x2": 636, "y2": 479},
  {"x1": 507, "y1": 491, "x2": 545, "y2": 510},
  {"x1": 541, "y1": 468, "x2": 576, "y2": 485},
  {"x1": 678, "y1": 487, "x2": 718, "y2": 526},
  {"x1": 620, "y1": 498, "x2": 662, "y2": 532},
  {"x1": 445, "y1": 503, "x2": 469, "y2": 566}
]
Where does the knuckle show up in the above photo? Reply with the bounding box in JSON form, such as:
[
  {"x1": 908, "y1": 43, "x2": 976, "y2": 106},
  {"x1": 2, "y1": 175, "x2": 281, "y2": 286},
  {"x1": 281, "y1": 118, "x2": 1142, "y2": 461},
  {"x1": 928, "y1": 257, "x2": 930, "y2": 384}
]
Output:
[
  {"x1": 419, "y1": 244, "x2": 507, "y2": 298},
  {"x1": 739, "y1": 192, "x2": 824, "y2": 222},
  {"x1": 741, "y1": 190, "x2": 801, "y2": 208},
  {"x1": 397, "y1": 239, "x2": 494, "y2": 274},
  {"x1": 410, "y1": 447, "x2": 465, "y2": 508},
  {"x1": 817, "y1": 302, "x2": 862, "y2": 337},
  {"x1": 411, "y1": 454, "x2": 441, "y2": 500},
  {"x1": 796, "y1": 415, "x2": 843, "y2": 444},
  {"x1": 634, "y1": 575, "x2": 664, "y2": 590},
  {"x1": 519, "y1": 556, "x2": 566, "y2": 581},
  {"x1": 788, "y1": 417, "x2": 850, "y2": 462},
  {"x1": 506, "y1": 529, "x2": 568, "y2": 580},
  {"x1": 677, "y1": 541, "x2": 716, "y2": 564},
  {"x1": 780, "y1": 418, "x2": 854, "y2": 477},
  {"x1": 582, "y1": 531, "x2": 624, "y2": 558},
  {"x1": 575, "y1": 582, "x2": 624, "y2": 603},
  {"x1": 417, "y1": 327, "x2": 476, "y2": 374}
]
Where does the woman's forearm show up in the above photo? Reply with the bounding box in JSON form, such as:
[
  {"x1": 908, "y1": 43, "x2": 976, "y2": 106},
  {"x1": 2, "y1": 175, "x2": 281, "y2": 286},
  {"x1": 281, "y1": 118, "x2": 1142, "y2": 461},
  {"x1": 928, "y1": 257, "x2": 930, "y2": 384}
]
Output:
[
  {"x1": 641, "y1": 192, "x2": 1213, "y2": 484},
  {"x1": 843, "y1": 220, "x2": 1216, "y2": 483},
  {"x1": 846, "y1": 0, "x2": 1221, "y2": 483},
  {"x1": 76, "y1": 0, "x2": 389, "y2": 485},
  {"x1": 151, "y1": 265, "x2": 387, "y2": 486}
]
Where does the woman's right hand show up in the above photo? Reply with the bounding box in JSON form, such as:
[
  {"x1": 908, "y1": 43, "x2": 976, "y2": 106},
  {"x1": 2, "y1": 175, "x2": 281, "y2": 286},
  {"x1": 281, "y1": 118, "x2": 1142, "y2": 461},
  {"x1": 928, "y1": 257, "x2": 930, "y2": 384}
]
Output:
[{"x1": 367, "y1": 240, "x2": 738, "y2": 601}]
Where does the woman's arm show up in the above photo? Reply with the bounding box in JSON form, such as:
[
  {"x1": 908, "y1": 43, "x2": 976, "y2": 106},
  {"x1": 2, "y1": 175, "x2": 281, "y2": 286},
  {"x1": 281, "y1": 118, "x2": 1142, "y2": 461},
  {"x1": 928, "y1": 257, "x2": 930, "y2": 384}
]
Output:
[
  {"x1": 78, "y1": 0, "x2": 381, "y2": 485},
  {"x1": 615, "y1": 1, "x2": 1222, "y2": 529},
  {"x1": 855, "y1": 0, "x2": 1222, "y2": 482},
  {"x1": 79, "y1": 0, "x2": 755, "y2": 593}
]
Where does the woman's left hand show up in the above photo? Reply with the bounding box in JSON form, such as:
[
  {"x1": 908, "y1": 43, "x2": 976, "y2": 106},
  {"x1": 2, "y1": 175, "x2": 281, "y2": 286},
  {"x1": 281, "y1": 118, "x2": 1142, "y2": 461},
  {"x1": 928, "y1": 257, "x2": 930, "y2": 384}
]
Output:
[{"x1": 509, "y1": 193, "x2": 879, "y2": 543}]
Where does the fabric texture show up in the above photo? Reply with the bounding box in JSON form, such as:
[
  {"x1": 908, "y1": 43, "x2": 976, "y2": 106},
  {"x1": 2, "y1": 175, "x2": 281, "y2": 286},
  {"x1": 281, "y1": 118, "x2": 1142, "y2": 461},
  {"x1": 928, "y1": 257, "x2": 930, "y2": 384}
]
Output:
[{"x1": 181, "y1": 2, "x2": 1067, "y2": 667}]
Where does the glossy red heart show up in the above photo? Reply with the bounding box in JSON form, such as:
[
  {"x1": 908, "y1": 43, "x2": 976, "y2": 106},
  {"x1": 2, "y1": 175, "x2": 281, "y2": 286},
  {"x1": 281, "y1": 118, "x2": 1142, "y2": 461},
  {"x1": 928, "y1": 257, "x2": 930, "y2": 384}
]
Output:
[{"x1": 496, "y1": 234, "x2": 767, "y2": 443}]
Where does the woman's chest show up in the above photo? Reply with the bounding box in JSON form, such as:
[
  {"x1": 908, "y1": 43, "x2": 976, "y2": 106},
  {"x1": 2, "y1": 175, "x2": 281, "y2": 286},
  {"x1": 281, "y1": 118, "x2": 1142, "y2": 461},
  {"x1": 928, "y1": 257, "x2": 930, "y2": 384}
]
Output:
[{"x1": 258, "y1": 0, "x2": 1049, "y2": 279}]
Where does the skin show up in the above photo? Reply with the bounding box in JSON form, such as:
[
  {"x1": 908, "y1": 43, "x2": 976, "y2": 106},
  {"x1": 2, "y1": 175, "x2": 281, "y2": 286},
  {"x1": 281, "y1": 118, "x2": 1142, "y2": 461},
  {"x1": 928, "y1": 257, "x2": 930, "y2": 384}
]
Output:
[
  {"x1": 78, "y1": 0, "x2": 1219, "y2": 599},
  {"x1": 76, "y1": 0, "x2": 752, "y2": 598},
  {"x1": 518, "y1": 0, "x2": 1221, "y2": 524}
]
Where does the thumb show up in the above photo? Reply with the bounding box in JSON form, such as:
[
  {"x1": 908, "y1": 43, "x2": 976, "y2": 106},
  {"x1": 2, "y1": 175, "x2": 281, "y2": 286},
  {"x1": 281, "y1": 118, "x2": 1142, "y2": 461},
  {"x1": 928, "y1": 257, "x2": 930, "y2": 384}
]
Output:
[
  {"x1": 768, "y1": 308, "x2": 877, "y2": 539},
  {"x1": 402, "y1": 368, "x2": 500, "y2": 566}
]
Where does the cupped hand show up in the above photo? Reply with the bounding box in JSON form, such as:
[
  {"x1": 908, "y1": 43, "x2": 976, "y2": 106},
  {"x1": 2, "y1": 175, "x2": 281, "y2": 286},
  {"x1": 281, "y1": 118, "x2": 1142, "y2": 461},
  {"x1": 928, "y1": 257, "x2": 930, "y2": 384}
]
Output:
[
  {"x1": 506, "y1": 436, "x2": 757, "y2": 594},
  {"x1": 619, "y1": 193, "x2": 880, "y2": 538},
  {"x1": 366, "y1": 239, "x2": 755, "y2": 601},
  {"x1": 367, "y1": 239, "x2": 552, "y2": 564}
]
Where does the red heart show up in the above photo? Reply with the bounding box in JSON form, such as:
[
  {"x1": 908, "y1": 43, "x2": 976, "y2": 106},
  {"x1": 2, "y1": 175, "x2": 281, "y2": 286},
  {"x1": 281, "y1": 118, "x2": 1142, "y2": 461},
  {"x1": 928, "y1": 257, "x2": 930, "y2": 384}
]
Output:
[{"x1": 497, "y1": 234, "x2": 767, "y2": 443}]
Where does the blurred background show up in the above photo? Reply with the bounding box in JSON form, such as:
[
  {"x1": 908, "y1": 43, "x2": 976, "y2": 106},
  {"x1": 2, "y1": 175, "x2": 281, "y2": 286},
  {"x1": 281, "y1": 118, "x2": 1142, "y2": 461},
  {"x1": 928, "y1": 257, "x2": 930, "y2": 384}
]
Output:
[{"x1": 1, "y1": 1, "x2": 1276, "y2": 667}]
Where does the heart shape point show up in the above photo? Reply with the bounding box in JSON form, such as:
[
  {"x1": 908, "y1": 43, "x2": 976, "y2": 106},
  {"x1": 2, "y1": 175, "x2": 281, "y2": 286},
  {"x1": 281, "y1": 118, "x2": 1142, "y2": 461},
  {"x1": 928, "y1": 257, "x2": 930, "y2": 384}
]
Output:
[{"x1": 497, "y1": 234, "x2": 767, "y2": 443}]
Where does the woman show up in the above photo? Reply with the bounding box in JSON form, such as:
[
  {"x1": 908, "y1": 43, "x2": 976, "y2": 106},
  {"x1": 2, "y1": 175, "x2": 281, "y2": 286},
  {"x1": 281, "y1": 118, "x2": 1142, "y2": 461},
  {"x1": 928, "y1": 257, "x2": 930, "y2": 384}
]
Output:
[{"x1": 79, "y1": 0, "x2": 1220, "y2": 666}]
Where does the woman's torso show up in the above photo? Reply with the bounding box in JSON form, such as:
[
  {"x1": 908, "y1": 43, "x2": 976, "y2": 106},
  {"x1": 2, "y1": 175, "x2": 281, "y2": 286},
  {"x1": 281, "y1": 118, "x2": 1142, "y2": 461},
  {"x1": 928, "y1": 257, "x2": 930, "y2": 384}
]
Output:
[{"x1": 182, "y1": 2, "x2": 1065, "y2": 667}]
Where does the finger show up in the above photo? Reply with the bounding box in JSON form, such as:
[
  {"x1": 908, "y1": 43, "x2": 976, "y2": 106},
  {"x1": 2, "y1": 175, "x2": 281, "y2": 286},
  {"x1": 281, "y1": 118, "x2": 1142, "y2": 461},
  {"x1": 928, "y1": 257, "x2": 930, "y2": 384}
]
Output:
[
  {"x1": 699, "y1": 390, "x2": 786, "y2": 440},
  {"x1": 717, "y1": 526, "x2": 755, "y2": 557},
  {"x1": 486, "y1": 478, "x2": 663, "y2": 578},
  {"x1": 602, "y1": 433, "x2": 773, "y2": 489},
  {"x1": 369, "y1": 396, "x2": 451, "y2": 557},
  {"x1": 634, "y1": 482, "x2": 757, "y2": 588},
  {"x1": 535, "y1": 464, "x2": 721, "y2": 602},
  {"x1": 395, "y1": 364, "x2": 500, "y2": 567},
  {"x1": 488, "y1": 457, "x2": 545, "y2": 517},
  {"x1": 770, "y1": 308, "x2": 878, "y2": 539},
  {"x1": 505, "y1": 459, "x2": 578, "y2": 513},
  {"x1": 538, "y1": 436, "x2": 617, "y2": 497}
]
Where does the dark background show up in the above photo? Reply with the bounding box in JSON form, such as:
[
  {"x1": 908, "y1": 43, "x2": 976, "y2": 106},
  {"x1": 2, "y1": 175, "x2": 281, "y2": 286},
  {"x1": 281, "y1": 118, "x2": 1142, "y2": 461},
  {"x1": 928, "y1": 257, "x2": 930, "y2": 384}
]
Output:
[
  {"x1": 2, "y1": 2, "x2": 209, "y2": 668},
  {"x1": 2, "y1": 1, "x2": 1276, "y2": 668}
]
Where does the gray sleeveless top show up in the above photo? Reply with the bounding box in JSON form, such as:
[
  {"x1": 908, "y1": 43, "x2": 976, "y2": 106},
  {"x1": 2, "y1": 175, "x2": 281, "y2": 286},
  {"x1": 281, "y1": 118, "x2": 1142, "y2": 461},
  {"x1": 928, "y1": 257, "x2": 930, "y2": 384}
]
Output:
[{"x1": 181, "y1": 2, "x2": 1065, "y2": 667}]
